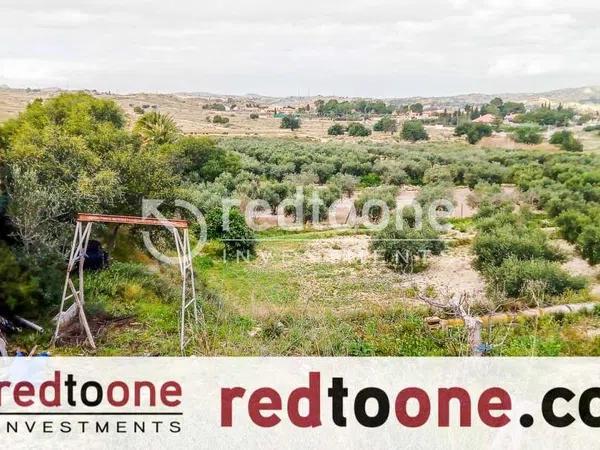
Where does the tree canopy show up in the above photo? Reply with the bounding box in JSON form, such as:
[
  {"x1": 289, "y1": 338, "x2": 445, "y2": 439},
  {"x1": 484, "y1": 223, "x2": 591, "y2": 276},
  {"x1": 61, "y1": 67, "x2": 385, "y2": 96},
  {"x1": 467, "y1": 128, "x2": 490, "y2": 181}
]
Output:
[{"x1": 401, "y1": 120, "x2": 428, "y2": 142}]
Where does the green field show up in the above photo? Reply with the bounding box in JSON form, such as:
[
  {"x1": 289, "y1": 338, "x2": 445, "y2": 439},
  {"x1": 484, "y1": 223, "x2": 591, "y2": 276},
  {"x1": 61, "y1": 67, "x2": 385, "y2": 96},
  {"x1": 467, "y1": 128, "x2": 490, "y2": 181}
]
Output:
[{"x1": 4, "y1": 93, "x2": 600, "y2": 356}]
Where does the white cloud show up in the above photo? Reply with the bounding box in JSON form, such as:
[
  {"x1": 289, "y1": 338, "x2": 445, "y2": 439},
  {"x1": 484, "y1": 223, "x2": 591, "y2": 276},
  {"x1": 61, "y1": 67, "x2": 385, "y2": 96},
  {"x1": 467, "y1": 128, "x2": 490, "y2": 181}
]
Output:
[
  {"x1": 30, "y1": 9, "x2": 94, "y2": 27},
  {"x1": 0, "y1": 0, "x2": 598, "y2": 96},
  {"x1": 0, "y1": 58, "x2": 97, "y2": 83}
]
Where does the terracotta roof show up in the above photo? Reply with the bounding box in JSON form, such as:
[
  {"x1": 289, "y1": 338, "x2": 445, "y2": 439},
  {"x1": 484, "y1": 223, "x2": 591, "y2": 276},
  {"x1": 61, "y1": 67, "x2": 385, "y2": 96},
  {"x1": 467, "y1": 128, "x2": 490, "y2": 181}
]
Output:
[{"x1": 472, "y1": 113, "x2": 497, "y2": 124}]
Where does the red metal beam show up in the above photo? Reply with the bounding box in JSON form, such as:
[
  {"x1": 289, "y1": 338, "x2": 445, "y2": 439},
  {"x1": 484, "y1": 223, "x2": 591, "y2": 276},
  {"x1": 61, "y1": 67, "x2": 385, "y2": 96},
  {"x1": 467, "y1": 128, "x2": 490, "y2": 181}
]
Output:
[{"x1": 77, "y1": 213, "x2": 188, "y2": 229}]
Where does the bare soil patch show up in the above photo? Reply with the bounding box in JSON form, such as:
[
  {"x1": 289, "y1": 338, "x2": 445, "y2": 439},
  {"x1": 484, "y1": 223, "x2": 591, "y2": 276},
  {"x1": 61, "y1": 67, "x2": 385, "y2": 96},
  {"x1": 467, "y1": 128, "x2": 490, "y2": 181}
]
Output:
[
  {"x1": 56, "y1": 313, "x2": 134, "y2": 347},
  {"x1": 397, "y1": 245, "x2": 486, "y2": 301}
]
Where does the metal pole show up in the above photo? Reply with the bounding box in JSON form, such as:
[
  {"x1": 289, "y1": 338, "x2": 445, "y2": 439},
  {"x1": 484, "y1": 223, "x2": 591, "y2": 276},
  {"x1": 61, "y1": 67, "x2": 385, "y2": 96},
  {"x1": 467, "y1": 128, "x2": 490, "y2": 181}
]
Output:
[{"x1": 52, "y1": 222, "x2": 81, "y2": 345}]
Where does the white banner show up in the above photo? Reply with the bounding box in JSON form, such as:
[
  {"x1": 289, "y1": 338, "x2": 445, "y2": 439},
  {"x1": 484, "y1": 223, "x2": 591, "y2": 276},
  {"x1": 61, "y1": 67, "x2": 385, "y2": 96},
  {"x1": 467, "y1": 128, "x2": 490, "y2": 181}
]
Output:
[{"x1": 0, "y1": 357, "x2": 598, "y2": 449}]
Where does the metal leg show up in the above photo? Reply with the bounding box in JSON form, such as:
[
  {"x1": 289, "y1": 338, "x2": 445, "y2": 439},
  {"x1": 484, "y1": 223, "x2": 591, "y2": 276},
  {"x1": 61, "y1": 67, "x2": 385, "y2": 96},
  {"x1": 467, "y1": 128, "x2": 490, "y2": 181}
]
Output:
[
  {"x1": 52, "y1": 221, "x2": 96, "y2": 349},
  {"x1": 174, "y1": 228, "x2": 201, "y2": 352}
]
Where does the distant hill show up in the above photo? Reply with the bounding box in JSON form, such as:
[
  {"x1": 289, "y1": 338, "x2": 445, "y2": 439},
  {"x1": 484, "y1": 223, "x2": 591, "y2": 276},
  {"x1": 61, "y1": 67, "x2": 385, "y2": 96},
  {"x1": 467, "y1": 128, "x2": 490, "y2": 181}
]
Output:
[
  {"x1": 385, "y1": 86, "x2": 600, "y2": 108},
  {"x1": 2, "y1": 85, "x2": 600, "y2": 121},
  {"x1": 175, "y1": 85, "x2": 600, "y2": 109}
]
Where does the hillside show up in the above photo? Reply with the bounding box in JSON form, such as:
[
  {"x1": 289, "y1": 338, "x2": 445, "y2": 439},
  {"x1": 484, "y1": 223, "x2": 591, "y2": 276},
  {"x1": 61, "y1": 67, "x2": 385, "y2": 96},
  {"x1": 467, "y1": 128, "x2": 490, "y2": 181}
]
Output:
[{"x1": 2, "y1": 85, "x2": 600, "y2": 125}]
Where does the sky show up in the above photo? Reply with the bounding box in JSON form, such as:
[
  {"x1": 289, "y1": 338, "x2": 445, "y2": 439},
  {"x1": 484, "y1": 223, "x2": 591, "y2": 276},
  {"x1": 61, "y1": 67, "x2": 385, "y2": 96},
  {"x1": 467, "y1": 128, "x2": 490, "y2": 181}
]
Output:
[{"x1": 1, "y1": 0, "x2": 599, "y2": 98}]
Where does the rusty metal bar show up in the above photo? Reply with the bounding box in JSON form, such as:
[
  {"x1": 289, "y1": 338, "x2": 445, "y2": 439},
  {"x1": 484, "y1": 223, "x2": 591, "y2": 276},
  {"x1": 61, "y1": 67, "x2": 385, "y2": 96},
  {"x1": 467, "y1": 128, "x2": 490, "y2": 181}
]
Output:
[{"x1": 77, "y1": 213, "x2": 188, "y2": 229}]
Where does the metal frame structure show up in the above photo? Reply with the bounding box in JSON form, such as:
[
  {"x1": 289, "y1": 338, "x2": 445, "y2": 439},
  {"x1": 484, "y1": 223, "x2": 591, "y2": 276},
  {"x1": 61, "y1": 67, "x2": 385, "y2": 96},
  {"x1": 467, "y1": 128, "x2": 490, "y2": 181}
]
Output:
[{"x1": 52, "y1": 213, "x2": 200, "y2": 352}]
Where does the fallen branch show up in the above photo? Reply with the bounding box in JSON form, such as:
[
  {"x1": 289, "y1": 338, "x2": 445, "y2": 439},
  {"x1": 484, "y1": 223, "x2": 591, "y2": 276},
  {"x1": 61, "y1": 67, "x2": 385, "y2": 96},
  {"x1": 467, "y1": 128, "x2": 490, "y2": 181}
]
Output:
[
  {"x1": 419, "y1": 292, "x2": 483, "y2": 356},
  {"x1": 428, "y1": 302, "x2": 600, "y2": 328}
]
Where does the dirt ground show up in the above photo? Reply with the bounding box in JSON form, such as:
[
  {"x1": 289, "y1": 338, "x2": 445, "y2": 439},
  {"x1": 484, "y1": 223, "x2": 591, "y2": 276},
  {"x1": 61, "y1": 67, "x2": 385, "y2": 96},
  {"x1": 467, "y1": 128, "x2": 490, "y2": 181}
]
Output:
[
  {"x1": 301, "y1": 234, "x2": 485, "y2": 301},
  {"x1": 553, "y1": 238, "x2": 600, "y2": 297},
  {"x1": 396, "y1": 244, "x2": 486, "y2": 301}
]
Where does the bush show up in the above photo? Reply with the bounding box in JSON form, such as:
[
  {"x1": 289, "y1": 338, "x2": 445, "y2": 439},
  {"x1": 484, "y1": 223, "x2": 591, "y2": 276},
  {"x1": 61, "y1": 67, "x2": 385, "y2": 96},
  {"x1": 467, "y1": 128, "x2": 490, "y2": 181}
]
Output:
[
  {"x1": 578, "y1": 225, "x2": 600, "y2": 265},
  {"x1": 549, "y1": 130, "x2": 583, "y2": 152},
  {"x1": 514, "y1": 108, "x2": 574, "y2": 127},
  {"x1": 359, "y1": 173, "x2": 381, "y2": 187},
  {"x1": 249, "y1": 113, "x2": 259, "y2": 120},
  {"x1": 280, "y1": 115, "x2": 300, "y2": 131},
  {"x1": 133, "y1": 106, "x2": 145, "y2": 115},
  {"x1": 347, "y1": 122, "x2": 371, "y2": 137},
  {"x1": 282, "y1": 185, "x2": 340, "y2": 224},
  {"x1": 474, "y1": 210, "x2": 518, "y2": 233},
  {"x1": 329, "y1": 173, "x2": 358, "y2": 196},
  {"x1": 370, "y1": 220, "x2": 445, "y2": 272},
  {"x1": 488, "y1": 257, "x2": 586, "y2": 298},
  {"x1": 205, "y1": 208, "x2": 256, "y2": 259},
  {"x1": 423, "y1": 165, "x2": 453, "y2": 184},
  {"x1": 354, "y1": 185, "x2": 397, "y2": 222},
  {"x1": 415, "y1": 183, "x2": 454, "y2": 209},
  {"x1": 401, "y1": 120, "x2": 428, "y2": 142},
  {"x1": 473, "y1": 226, "x2": 564, "y2": 269},
  {"x1": 212, "y1": 115, "x2": 230, "y2": 124},
  {"x1": 0, "y1": 242, "x2": 40, "y2": 314},
  {"x1": 373, "y1": 116, "x2": 397, "y2": 134},
  {"x1": 171, "y1": 136, "x2": 240, "y2": 182},
  {"x1": 454, "y1": 123, "x2": 493, "y2": 144},
  {"x1": 203, "y1": 103, "x2": 226, "y2": 111},
  {"x1": 556, "y1": 210, "x2": 590, "y2": 243},
  {"x1": 512, "y1": 125, "x2": 542, "y2": 144},
  {"x1": 583, "y1": 124, "x2": 600, "y2": 132},
  {"x1": 327, "y1": 123, "x2": 345, "y2": 136}
]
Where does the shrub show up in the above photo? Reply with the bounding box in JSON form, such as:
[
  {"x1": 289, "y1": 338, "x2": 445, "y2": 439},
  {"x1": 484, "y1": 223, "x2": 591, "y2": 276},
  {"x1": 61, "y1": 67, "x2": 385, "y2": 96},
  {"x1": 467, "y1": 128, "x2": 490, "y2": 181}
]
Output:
[
  {"x1": 202, "y1": 103, "x2": 226, "y2": 111},
  {"x1": 454, "y1": 123, "x2": 493, "y2": 144},
  {"x1": 401, "y1": 120, "x2": 428, "y2": 142},
  {"x1": 513, "y1": 108, "x2": 574, "y2": 127},
  {"x1": 473, "y1": 226, "x2": 564, "y2": 269},
  {"x1": 373, "y1": 116, "x2": 397, "y2": 134},
  {"x1": 329, "y1": 173, "x2": 359, "y2": 196},
  {"x1": 171, "y1": 136, "x2": 240, "y2": 182},
  {"x1": 205, "y1": 208, "x2": 256, "y2": 259},
  {"x1": 280, "y1": 115, "x2": 300, "y2": 131},
  {"x1": 549, "y1": 130, "x2": 583, "y2": 152},
  {"x1": 212, "y1": 115, "x2": 230, "y2": 124},
  {"x1": 556, "y1": 210, "x2": 590, "y2": 243},
  {"x1": 415, "y1": 183, "x2": 454, "y2": 209},
  {"x1": 133, "y1": 106, "x2": 145, "y2": 115},
  {"x1": 359, "y1": 173, "x2": 381, "y2": 187},
  {"x1": 0, "y1": 242, "x2": 40, "y2": 314},
  {"x1": 370, "y1": 220, "x2": 445, "y2": 272},
  {"x1": 354, "y1": 185, "x2": 397, "y2": 222},
  {"x1": 327, "y1": 123, "x2": 345, "y2": 136},
  {"x1": 249, "y1": 113, "x2": 259, "y2": 120},
  {"x1": 578, "y1": 225, "x2": 600, "y2": 265},
  {"x1": 583, "y1": 124, "x2": 600, "y2": 132},
  {"x1": 423, "y1": 165, "x2": 454, "y2": 184},
  {"x1": 488, "y1": 257, "x2": 586, "y2": 298},
  {"x1": 282, "y1": 185, "x2": 340, "y2": 224},
  {"x1": 256, "y1": 181, "x2": 292, "y2": 212},
  {"x1": 347, "y1": 122, "x2": 371, "y2": 137},
  {"x1": 474, "y1": 210, "x2": 518, "y2": 233},
  {"x1": 512, "y1": 125, "x2": 542, "y2": 144}
]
